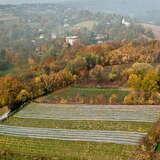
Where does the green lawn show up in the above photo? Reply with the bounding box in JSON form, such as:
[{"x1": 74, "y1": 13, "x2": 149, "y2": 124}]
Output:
[
  {"x1": 40, "y1": 87, "x2": 128, "y2": 104},
  {"x1": 2, "y1": 117, "x2": 152, "y2": 132},
  {"x1": 0, "y1": 135, "x2": 136, "y2": 160}
]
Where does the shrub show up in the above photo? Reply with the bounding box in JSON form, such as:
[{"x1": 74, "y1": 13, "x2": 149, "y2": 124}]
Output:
[{"x1": 109, "y1": 94, "x2": 118, "y2": 105}]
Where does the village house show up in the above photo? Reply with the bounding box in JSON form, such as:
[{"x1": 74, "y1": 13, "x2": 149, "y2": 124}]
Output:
[
  {"x1": 95, "y1": 34, "x2": 105, "y2": 44},
  {"x1": 121, "y1": 18, "x2": 131, "y2": 27},
  {"x1": 65, "y1": 36, "x2": 79, "y2": 46}
]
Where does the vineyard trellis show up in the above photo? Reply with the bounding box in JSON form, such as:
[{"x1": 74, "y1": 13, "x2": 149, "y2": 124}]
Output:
[
  {"x1": 0, "y1": 125, "x2": 146, "y2": 145},
  {"x1": 15, "y1": 103, "x2": 160, "y2": 122}
]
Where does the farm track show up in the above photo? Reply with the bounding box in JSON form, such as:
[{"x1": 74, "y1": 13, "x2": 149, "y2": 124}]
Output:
[
  {"x1": 15, "y1": 103, "x2": 160, "y2": 122},
  {"x1": 0, "y1": 125, "x2": 146, "y2": 145}
]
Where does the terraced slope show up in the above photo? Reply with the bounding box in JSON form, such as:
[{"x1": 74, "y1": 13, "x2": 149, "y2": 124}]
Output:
[
  {"x1": 15, "y1": 103, "x2": 160, "y2": 122},
  {"x1": 0, "y1": 125, "x2": 146, "y2": 145}
]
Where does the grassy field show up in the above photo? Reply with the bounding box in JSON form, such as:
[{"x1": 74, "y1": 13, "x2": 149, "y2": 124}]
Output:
[
  {"x1": 0, "y1": 135, "x2": 136, "y2": 160},
  {"x1": 2, "y1": 117, "x2": 153, "y2": 132},
  {"x1": 39, "y1": 87, "x2": 128, "y2": 104}
]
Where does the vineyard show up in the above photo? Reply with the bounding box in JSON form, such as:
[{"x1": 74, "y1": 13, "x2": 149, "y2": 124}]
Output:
[
  {"x1": 3, "y1": 117, "x2": 152, "y2": 132},
  {"x1": 0, "y1": 135, "x2": 136, "y2": 160},
  {"x1": 0, "y1": 125, "x2": 146, "y2": 145},
  {"x1": 0, "y1": 102, "x2": 159, "y2": 159},
  {"x1": 15, "y1": 103, "x2": 160, "y2": 122}
]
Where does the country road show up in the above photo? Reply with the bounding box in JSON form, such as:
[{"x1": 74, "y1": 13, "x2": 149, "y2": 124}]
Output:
[
  {"x1": 0, "y1": 125, "x2": 146, "y2": 145},
  {"x1": 15, "y1": 103, "x2": 160, "y2": 122}
]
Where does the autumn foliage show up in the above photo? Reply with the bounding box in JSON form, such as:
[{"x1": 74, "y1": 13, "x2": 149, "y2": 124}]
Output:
[{"x1": 1, "y1": 40, "x2": 160, "y2": 110}]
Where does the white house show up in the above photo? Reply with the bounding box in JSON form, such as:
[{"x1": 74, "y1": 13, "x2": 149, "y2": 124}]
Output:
[
  {"x1": 65, "y1": 36, "x2": 79, "y2": 46},
  {"x1": 51, "y1": 33, "x2": 57, "y2": 39},
  {"x1": 39, "y1": 33, "x2": 44, "y2": 39},
  {"x1": 122, "y1": 18, "x2": 131, "y2": 27},
  {"x1": 95, "y1": 34, "x2": 105, "y2": 44}
]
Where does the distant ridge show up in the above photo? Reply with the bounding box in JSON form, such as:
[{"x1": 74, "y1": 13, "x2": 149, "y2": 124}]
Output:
[
  {"x1": 66, "y1": 0, "x2": 160, "y2": 15},
  {"x1": 0, "y1": 0, "x2": 67, "y2": 4},
  {"x1": 0, "y1": 0, "x2": 160, "y2": 24}
]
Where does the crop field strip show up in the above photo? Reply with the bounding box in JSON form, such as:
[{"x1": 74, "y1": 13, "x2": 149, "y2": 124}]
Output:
[
  {"x1": 3, "y1": 117, "x2": 152, "y2": 132},
  {"x1": 15, "y1": 103, "x2": 160, "y2": 122},
  {"x1": 0, "y1": 103, "x2": 157, "y2": 158},
  {"x1": 0, "y1": 125, "x2": 146, "y2": 145},
  {"x1": 0, "y1": 135, "x2": 136, "y2": 160}
]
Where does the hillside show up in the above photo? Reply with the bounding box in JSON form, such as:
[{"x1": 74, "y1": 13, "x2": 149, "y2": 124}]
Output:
[
  {"x1": 65, "y1": 0, "x2": 160, "y2": 24},
  {"x1": 0, "y1": 4, "x2": 153, "y2": 52},
  {"x1": 1, "y1": 40, "x2": 160, "y2": 159},
  {"x1": 1, "y1": 40, "x2": 160, "y2": 110},
  {"x1": 0, "y1": 2, "x2": 160, "y2": 160}
]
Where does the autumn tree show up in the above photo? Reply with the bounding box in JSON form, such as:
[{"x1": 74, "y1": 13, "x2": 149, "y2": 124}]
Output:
[
  {"x1": 109, "y1": 94, "x2": 118, "y2": 105},
  {"x1": 127, "y1": 63, "x2": 153, "y2": 78},
  {"x1": 89, "y1": 65, "x2": 104, "y2": 82},
  {"x1": 0, "y1": 76, "x2": 24, "y2": 109},
  {"x1": 66, "y1": 56, "x2": 87, "y2": 75},
  {"x1": 85, "y1": 54, "x2": 100, "y2": 70}
]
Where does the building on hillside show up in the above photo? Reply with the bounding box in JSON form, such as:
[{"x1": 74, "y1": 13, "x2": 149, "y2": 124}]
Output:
[
  {"x1": 121, "y1": 18, "x2": 131, "y2": 27},
  {"x1": 51, "y1": 33, "x2": 57, "y2": 40},
  {"x1": 65, "y1": 36, "x2": 79, "y2": 46},
  {"x1": 95, "y1": 34, "x2": 105, "y2": 44},
  {"x1": 64, "y1": 23, "x2": 70, "y2": 28},
  {"x1": 39, "y1": 33, "x2": 45, "y2": 39}
]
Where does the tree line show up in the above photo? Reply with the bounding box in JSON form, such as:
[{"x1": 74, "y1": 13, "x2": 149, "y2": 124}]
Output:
[{"x1": 1, "y1": 40, "x2": 160, "y2": 110}]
